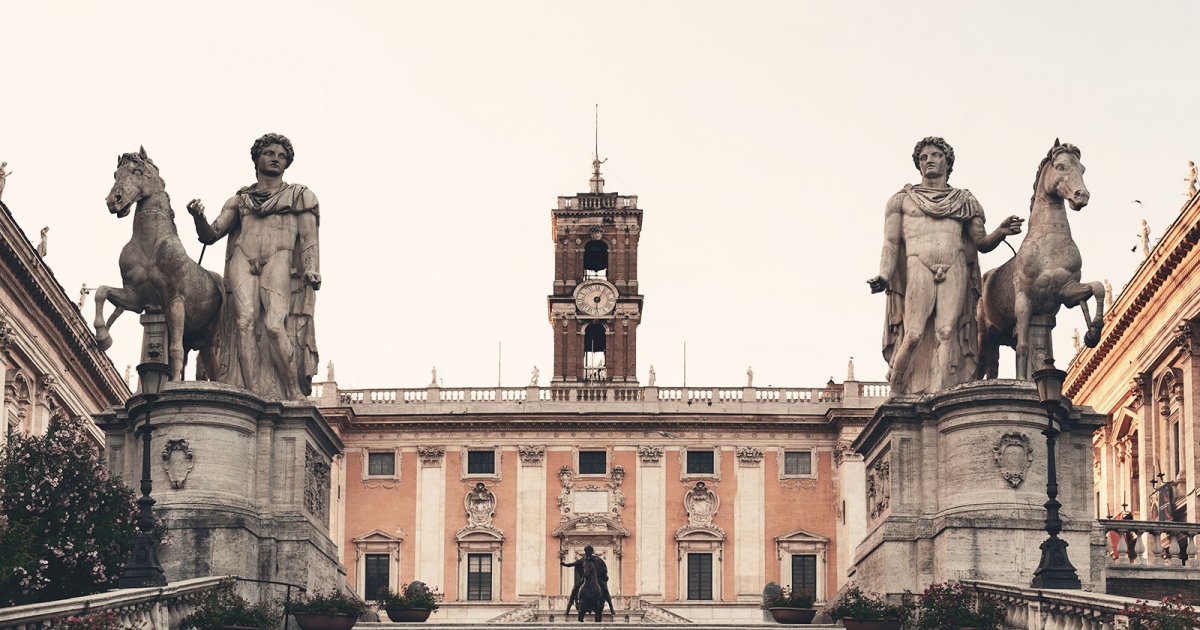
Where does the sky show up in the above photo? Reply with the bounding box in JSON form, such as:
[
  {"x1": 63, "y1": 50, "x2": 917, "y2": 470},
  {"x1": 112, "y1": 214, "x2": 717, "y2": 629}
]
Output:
[{"x1": 2, "y1": 1, "x2": 1198, "y2": 390}]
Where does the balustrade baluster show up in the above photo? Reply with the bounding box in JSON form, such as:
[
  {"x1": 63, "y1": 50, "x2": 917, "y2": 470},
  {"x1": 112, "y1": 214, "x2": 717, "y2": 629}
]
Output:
[{"x1": 1134, "y1": 531, "x2": 1147, "y2": 565}]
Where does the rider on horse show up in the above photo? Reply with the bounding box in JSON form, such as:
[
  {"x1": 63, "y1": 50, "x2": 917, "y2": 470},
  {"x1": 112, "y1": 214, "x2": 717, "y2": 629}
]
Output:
[{"x1": 561, "y1": 545, "x2": 615, "y2": 617}]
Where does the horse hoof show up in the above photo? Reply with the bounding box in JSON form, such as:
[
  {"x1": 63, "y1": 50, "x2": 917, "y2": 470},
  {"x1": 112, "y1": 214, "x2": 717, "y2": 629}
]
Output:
[
  {"x1": 95, "y1": 331, "x2": 112, "y2": 351},
  {"x1": 1084, "y1": 327, "x2": 1102, "y2": 348}
]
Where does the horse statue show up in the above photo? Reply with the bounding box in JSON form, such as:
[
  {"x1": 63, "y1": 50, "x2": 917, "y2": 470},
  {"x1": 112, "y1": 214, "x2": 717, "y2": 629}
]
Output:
[
  {"x1": 576, "y1": 556, "x2": 606, "y2": 623},
  {"x1": 96, "y1": 147, "x2": 223, "y2": 381},
  {"x1": 977, "y1": 139, "x2": 1102, "y2": 380}
]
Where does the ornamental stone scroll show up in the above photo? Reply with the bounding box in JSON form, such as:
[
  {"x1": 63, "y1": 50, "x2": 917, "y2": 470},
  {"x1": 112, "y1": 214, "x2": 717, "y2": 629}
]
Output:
[
  {"x1": 518, "y1": 444, "x2": 545, "y2": 467},
  {"x1": 638, "y1": 446, "x2": 664, "y2": 466},
  {"x1": 417, "y1": 446, "x2": 445, "y2": 467},
  {"x1": 992, "y1": 432, "x2": 1034, "y2": 488}
]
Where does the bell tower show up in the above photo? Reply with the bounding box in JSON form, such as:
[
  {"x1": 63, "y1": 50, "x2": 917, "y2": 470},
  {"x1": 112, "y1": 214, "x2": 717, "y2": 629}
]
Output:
[{"x1": 548, "y1": 154, "x2": 644, "y2": 384}]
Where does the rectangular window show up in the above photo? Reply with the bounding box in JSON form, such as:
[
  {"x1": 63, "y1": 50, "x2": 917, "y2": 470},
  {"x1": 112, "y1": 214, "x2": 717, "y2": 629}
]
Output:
[
  {"x1": 791, "y1": 554, "x2": 817, "y2": 600},
  {"x1": 367, "y1": 452, "x2": 395, "y2": 476},
  {"x1": 363, "y1": 553, "x2": 389, "y2": 600},
  {"x1": 785, "y1": 451, "x2": 813, "y2": 476},
  {"x1": 467, "y1": 553, "x2": 493, "y2": 601},
  {"x1": 686, "y1": 450, "x2": 715, "y2": 475},
  {"x1": 579, "y1": 450, "x2": 607, "y2": 475},
  {"x1": 467, "y1": 450, "x2": 495, "y2": 475},
  {"x1": 687, "y1": 553, "x2": 713, "y2": 600}
]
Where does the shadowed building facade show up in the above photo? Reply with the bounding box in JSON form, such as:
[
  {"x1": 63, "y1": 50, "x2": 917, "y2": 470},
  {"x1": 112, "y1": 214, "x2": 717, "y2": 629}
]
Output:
[{"x1": 314, "y1": 159, "x2": 888, "y2": 623}]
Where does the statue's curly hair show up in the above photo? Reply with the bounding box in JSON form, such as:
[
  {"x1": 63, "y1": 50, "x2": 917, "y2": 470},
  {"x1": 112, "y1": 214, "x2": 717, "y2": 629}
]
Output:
[
  {"x1": 250, "y1": 133, "x2": 294, "y2": 167},
  {"x1": 912, "y1": 136, "x2": 955, "y2": 179}
]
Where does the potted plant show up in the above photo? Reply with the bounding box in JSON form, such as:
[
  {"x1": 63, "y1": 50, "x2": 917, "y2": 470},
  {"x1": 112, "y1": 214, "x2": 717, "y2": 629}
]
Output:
[
  {"x1": 762, "y1": 586, "x2": 817, "y2": 624},
  {"x1": 909, "y1": 582, "x2": 1003, "y2": 630},
  {"x1": 289, "y1": 590, "x2": 368, "y2": 630},
  {"x1": 1120, "y1": 595, "x2": 1200, "y2": 630},
  {"x1": 377, "y1": 581, "x2": 440, "y2": 623},
  {"x1": 180, "y1": 587, "x2": 281, "y2": 630},
  {"x1": 826, "y1": 586, "x2": 904, "y2": 630}
]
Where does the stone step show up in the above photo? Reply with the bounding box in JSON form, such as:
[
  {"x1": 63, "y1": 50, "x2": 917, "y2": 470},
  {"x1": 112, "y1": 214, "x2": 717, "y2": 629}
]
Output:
[{"x1": 355, "y1": 619, "x2": 844, "y2": 624}]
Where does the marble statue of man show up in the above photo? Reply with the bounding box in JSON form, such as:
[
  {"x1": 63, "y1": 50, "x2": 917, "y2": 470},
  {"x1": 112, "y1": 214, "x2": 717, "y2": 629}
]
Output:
[
  {"x1": 1186, "y1": 161, "x2": 1198, "y2": 197},
  {"x1": 1104, "y1": 279, "x2": 1114, "y2": 310},
  {"x1": 36, "y1": 227, "x2": 48, "y2": 257},
  {"x1": 530, "y1": 365, "x2": 539, "y2": 386},
  {"x1": 746, "y1": 366, "x2": 753, "y2": 387},
  {"x1": 0, "y1": 162, "x2": 11, "y2": 200},
  {"x1": 188, "y1": 133, "x2": 320, "y2": 400},
  {"x1": 1139, "y1": 219, "x2": 1151, "y2": 258},
  {"x1": 868, "y1": 137, "x2": 1023, "y2": 395},
  {"x1": 647, "y1": 365, "x2": 656, "y2": 386}
]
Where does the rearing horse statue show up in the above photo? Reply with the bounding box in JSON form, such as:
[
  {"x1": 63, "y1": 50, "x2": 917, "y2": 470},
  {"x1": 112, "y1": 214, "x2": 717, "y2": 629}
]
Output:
[
  {"x1": 977, "y1": 139, "x2": 1103, "y2": 380},
  {"x1": 96, "y1": 147, "x2": 223, "y2": 381}
]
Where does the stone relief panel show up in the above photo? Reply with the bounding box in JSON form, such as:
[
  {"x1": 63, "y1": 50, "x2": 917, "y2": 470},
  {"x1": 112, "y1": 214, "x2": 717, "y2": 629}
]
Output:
[
  {"x1": 162, "y1": 438, "x2": 195, "y2": 489},
  {"x1": 867, "y1": 454, "x2": 891, "y2": 521},
  {"x1": 557, "y1": 465, "x2": 575, "y2": 522},
  {"x1": 417, "y1": 446, "x2": 445, "y2": 467},
  {"x1": 518, "y1": 444, "x2": 545, "y2": 467},
  {"x1": 992, "y1": 432, "x2": 1033, "y2": 488},
  {"x1": 304, "y1": 444, "x2": 330, "y2": 522},
  {"x1": 638, "y1": 446, "x2": 664, "y2": 466}
]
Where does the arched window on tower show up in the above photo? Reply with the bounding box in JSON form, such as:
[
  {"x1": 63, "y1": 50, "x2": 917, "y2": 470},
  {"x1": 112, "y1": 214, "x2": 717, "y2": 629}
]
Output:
[
  {"x1": 584, "y1": 324, "x2": 607, "y2": 381},
  {"x1": 584, "y1": 240, "x2": 608, "y2": 280}
]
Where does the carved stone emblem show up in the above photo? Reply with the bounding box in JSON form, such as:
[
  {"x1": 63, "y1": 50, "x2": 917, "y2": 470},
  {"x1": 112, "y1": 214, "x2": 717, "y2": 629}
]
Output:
[
  {"x1": 736, "y1": 446, "x2": 763, "y2": 466},
  {"x1": 518, "y1": 444, "x2": 545, "y2": 467},
  {"x1": 992, "y1": 432, "x2": 1034, "y2": 488},
  {"x1": 465, "y1": 482, "x2": 497, "y2": 528},
  {"x1": 161, "y1": 438, "x2": 195, "y2": 489},
  {"x1": 557, "y1": 465, "x2": 575, "y2": 522},
  {"x1": 638, "y1": 446, "x2": 664, "y2": 466},
  {"x1": 867, "y1": 458, "x2": 891, "y2": 520},
  {"x1": 417, "y1": 446, "x2": 445, "y2": 467},
  {"x1": 684, "y1": 481, "x2": 719, "y2": 528}
]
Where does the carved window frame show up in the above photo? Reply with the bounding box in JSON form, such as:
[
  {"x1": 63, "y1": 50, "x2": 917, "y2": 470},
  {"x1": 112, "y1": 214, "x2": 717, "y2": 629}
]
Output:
[
  {"x1": 461, "y1": 446, "x2": 502, "y2": 481},
  {"x1": 774, "y1": 528, "x2": 829, "y2": 603},
  {"x1": 778, "y1": 448, "x2": 819, "y2": 480},
  {"x1": 675, "y1": 531, "x2": 724, "y2": 601},
  {"x1": 574, "y1": 446, "x2": 613, "y2": 478},
  {"x1": 679, "y1": 445, "x2": 722, "y2": 482},
  {"x1": 455, "y1": 531, "x2": 503, "y2": 602},
  {"x1": 352, "y1": 529, "x2": 404, "y2": 601},
  {"x1": 362, "y1": 447, "x2": 401, "y2": 482}
]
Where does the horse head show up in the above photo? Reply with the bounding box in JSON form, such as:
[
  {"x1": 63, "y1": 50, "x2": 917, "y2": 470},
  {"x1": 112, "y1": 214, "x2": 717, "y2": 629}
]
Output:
[
  {"x1": 1039, "y1": 139, "x2": 1089, "y2": 211},
  {"x1": 106, "y1": 146, "x2": 164, "y2": 218}
]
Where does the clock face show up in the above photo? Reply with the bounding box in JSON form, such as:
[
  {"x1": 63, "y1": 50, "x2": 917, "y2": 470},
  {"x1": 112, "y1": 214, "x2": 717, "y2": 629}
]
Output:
[{"x1": 575, "y1": 281, "x2": 618, "y2": 316}]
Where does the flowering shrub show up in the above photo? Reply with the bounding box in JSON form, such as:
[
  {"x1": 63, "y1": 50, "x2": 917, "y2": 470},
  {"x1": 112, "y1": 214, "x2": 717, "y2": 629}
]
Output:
[
  {"x1": 762, "y1": 586, "x2": 815, "y2": 609},
  {"x1": 1120, "y1": 595, "x2": 1200, "y2": 630},
  {"x1": 826, "y1": 586, "x2": 905, "y2": 621},
  {"x1": 180, "y1": 586, "x2": 280, "y2": 630},
  {"x1": 289, "y1": 589, "x2": 369, "y2": 616},
  {"x1": 49, "y1": 610, "x2": 145, "y2": 630},
  {"x1": 376, "y1": 581, "x2": 439, "y2": 611},
  {"x1": 0, "y1": 417, "x2": 142, "y2": 605},
  {"x1": 910, "y1": 582, "x2": 1004, "y2": 630}
]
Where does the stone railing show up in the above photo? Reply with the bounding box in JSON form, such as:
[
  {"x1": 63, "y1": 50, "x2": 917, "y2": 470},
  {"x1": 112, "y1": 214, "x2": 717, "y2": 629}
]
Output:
[
  {"x1": 1099, "y1": 518, "x2": 1200, "y2": 567},
  {"x1": 963, "y1": 579, "x2": 1165, "y2": 630},
  {"x1": 0, "y1": 576, "x2": 227, "y2": 630},
  {"x1": 323, "y1": 381, "x2": 887, "y2": 410}
]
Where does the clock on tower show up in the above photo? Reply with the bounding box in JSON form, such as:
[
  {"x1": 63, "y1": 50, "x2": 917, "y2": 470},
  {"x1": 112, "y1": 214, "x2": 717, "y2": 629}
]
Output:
[{"x1": 548, "y1": 155, "x2": 644, "y2": 385}]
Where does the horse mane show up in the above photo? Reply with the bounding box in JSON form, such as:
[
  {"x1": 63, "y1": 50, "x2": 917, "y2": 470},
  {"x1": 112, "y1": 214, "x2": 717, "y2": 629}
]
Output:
[{"x1": 1028, "y1": 141, "x2": 1082, "y2": 212}]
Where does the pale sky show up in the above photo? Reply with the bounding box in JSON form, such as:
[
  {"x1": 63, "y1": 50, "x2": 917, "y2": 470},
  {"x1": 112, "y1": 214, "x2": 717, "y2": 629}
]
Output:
[{"x1": 2, "y1": 1, "x2": 1197, "y2": 390}]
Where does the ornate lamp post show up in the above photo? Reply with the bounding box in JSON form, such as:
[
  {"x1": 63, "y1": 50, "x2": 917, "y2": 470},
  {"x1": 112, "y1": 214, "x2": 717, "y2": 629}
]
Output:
[
  {"x1": 1030, "y1": 360, "x2": 1082, "y2": 589},
  {"x1": 117, "y1": 359, "x2": 171, "y2": 588}
]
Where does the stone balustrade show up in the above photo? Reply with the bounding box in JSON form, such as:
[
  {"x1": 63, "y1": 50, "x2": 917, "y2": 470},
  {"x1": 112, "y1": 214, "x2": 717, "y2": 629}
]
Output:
[
  {"x1": 962, "y1": 579, "x2": 1193, "y2": 630},
  {"x1": 1098, "y1": 518, "x2": 1200, "y2": 567},
  {"x1": 0, "y1": 576, "x2": 228, "y2": 630},
  {"x1": 316, "y1": 381, "x2": 888, "y2": 412}
]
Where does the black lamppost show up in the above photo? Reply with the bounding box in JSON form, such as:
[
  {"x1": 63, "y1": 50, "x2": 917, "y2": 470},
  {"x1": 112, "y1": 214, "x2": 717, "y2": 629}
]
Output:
[
  {"x1": 1030, "y1": 360, "x2": 1082, "y2": 589},
  {"x1": 117, "y1": 359, "x2": 171, "y2": 588}
]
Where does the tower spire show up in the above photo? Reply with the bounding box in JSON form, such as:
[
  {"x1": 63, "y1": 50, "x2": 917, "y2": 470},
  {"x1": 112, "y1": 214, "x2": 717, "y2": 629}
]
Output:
[{"x1": 589, "y1": 104, "x2": 606, "y2": 193}]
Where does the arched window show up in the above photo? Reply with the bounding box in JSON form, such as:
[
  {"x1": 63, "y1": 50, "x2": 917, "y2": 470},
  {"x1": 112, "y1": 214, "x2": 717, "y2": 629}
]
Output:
[
  {"x1": 583, "y1": 324, "x2": 607, "y2": 381},
  {"x1": 584, "y1": 240, "x2": 608, "y2": 280}
]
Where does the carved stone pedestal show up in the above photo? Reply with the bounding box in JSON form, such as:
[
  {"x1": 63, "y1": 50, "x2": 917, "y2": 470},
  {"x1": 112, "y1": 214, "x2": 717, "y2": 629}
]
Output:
[
  {"x1": 849, "y1": 380, "x2": 1104, "y2": 594},
  {"x1": 96, "y1": 381, "x2": 346, "y2": 594}
]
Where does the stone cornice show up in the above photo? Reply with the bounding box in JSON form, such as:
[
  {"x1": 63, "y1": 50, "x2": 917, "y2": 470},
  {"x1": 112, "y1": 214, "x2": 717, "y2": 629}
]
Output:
[
  {"x1": 1066, "y1": 192, "x2": 1200, "y2": 399},
  {"x1": 0, "y1": 201, "x2": 129, "y2": 405}
]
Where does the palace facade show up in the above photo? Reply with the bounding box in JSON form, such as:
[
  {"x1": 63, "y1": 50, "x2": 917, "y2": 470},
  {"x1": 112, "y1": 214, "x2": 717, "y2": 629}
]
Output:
[
  {"x1": 313, "y1": 160, "x2": 888, "y2": 623},
  {"x1": 1068, "y1": 190, "x2": 1200, "y2": 523},
  {"x1": 0, "y1": 201, "x2": 129, "y2": 448}
]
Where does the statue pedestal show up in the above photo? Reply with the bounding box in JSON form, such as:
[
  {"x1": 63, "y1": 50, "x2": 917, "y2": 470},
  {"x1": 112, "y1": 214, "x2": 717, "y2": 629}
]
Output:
[
  {"x1": 96, "y1": 381, "x2": 346, "y2": 594},
  {"x1": 849, "y1": 380, "x2": 1105, "y2": 594}
]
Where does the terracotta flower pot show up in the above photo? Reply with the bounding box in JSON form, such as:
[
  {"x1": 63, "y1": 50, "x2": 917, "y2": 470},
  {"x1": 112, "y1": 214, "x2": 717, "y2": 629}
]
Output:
[
  {"x1": 292, "y1": 613, "x2": 359, "y2": 630},
  {"x1": 385, "y1": 608, "x2": 432, "y2": 623},
  {"x1": 768, "y1": 607, "x2": 817, "y2": 624},
  {"x1": 841, "y1": 618, "x2": 902, "y2": 630}
]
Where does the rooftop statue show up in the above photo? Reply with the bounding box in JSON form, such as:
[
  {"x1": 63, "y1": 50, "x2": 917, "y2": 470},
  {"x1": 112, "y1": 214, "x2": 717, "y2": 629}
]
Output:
[
  {"x1": 868, "y1": 137, "x2": 1023, "y2": 395},
  {"x1": 0, "y1": 162, "x2": 11, "y2": 200},
  {"x1": 95, "y1": 147, "x2": 223, "y2": 381},
  {"x1": 188, "y1": 133, "x2": 321, "y2": 400},
  {"x1": 977, "y1": 140, "x2": 1101, "y2": 380},
  {"x1": 1186, "y1": 160, "x2": 1198, "y2": 198}
]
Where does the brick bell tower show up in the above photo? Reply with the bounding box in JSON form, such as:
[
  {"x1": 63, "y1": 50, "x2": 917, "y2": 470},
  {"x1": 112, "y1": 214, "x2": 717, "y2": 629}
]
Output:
[{"x1": 548, "y1": 153, "x2": 644, "y2": 385}]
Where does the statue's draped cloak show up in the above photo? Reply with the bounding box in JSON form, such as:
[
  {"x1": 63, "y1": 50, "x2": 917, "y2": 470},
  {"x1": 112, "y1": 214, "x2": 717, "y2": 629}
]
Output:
[
  {"x1": 883, "y1": 184, "x2": 983, "y2": 394},
  {"x1": 216, "y1": 182, "x2": 320, "y2": 399}
]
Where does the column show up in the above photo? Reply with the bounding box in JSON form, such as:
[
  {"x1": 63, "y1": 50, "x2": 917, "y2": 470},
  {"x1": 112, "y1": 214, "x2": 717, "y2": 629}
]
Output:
[
  {"x1": 516, "y1": 446, "x2": 547, "y2": 595},
  {"x1": 734, "y1": 447, "x2": 765, "y2": 600},
  {"x1": 636, "y1": 446, "x2": 665, "y2": 599},
  {"x1": 414, "y1": 447, "x2": 446, "y2": 589}
]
